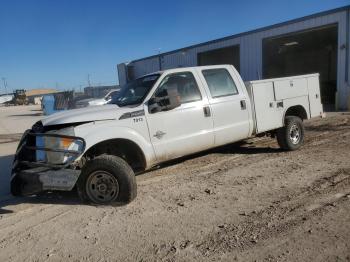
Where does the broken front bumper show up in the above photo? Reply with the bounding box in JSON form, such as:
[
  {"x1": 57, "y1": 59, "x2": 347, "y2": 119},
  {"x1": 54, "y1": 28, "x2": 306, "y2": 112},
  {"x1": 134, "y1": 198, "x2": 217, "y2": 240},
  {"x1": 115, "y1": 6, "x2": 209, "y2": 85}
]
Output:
[{"x1": 11, "y1": 130, "x2": 85, "y2": 196}]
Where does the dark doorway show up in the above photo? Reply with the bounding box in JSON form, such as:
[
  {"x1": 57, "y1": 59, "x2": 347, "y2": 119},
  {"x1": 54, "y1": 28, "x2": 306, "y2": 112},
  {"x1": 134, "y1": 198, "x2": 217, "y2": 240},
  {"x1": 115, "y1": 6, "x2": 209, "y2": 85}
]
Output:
[
  {"x1": 198, "y1": 45, "x2": 240, "y2": 72},
  {"x1": 263, "y1": 24, "x2": 338, "y2": 105}
]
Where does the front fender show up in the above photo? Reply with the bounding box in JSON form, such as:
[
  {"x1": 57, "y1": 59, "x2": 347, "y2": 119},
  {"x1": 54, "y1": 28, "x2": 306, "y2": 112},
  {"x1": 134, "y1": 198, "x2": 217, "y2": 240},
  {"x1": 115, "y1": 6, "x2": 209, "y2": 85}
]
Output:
[{"x1": 73, "y1": 120, "x2": 156, "y2": 168}]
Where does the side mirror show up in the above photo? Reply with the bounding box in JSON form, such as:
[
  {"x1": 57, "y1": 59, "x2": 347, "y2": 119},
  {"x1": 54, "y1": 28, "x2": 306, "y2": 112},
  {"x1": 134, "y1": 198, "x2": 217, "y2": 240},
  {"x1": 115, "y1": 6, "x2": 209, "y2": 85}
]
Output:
[
  {"x1": 148, "y1": 85, "x2": 181, "y2": 113},
  {"x1": 148, "y1": 97, "x2": 161, "y2": 113}
]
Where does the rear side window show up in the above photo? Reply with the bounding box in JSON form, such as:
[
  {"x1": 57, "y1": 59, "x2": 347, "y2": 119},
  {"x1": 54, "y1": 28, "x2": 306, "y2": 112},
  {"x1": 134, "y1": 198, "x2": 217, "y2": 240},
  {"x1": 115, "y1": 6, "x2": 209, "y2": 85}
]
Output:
[
  {"x1": 202, "y1": 68, "x2": 238, "y2": 98},
  {"x1": 156, "y1": 72, "x2": 202, "y2": 104}
]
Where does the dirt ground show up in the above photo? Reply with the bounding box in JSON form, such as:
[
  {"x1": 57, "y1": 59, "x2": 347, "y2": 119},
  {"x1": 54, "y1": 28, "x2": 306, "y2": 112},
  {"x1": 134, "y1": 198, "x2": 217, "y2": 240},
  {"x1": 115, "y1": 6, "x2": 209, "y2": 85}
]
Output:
[{"x1": 0, "y1": 105, "x2": 349, "y2": 262}]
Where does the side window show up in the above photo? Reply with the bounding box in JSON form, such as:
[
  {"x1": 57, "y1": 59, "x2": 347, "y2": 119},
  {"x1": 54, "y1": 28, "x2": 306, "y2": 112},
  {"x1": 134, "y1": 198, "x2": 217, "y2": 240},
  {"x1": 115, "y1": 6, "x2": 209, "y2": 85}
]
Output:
[
  {"x1": 155, "y1": 72, "x2": 202, "y2": 104},
  {"x1": 202, "y1": 68, "x2": 238, "y2": 98}
]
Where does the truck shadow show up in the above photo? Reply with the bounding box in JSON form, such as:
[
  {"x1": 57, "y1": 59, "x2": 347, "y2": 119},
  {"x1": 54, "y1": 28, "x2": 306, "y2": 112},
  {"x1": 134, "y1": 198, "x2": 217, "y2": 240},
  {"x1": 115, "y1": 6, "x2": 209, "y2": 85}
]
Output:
[
  {"x1": 305, "y1": 124, "x2": 349, "y2": 132},
  {"x1": 146, "y1": 140, "x2": 282, "y2": 173},
  {"x1": 0, "y1": 208, "x2": 13, "y2": 214},
  {"x1": 214, "y1": 142, "x2": 282, "y2": 155},
  {"x1": 0, "y1": 191, "x2": 81, "y2": 208},
  {"x1": 0, "y1": 191, "x2": 84, "y2": 215},
  {"x1": 8, "y1": 113, "x2": 43, "y2": 117},
  {"x1": 0, "y1": 190, "x2": 127, "y2": 212}
]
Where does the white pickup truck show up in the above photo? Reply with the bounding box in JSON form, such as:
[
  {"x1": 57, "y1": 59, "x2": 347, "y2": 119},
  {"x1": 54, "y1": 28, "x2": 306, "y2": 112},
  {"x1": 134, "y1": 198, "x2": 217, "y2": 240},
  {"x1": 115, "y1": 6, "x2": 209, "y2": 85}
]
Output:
[{"x1": 11, "y1": 65, "x2": 323, "y2": 205}]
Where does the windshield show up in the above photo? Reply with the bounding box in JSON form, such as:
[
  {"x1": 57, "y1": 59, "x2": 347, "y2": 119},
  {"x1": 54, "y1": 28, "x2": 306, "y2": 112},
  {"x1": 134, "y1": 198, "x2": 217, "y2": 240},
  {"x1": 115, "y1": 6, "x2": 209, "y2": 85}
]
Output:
[{"x1": 111, "y1": 74, "x2": 160, "y2": 107}]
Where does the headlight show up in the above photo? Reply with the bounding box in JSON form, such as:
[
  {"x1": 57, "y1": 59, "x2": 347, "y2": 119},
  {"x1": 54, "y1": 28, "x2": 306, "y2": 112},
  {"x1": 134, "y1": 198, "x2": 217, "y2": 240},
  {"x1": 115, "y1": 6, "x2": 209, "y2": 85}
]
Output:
[{"x1": 36, "y1": 127, "x2": 85, "y2": 165}]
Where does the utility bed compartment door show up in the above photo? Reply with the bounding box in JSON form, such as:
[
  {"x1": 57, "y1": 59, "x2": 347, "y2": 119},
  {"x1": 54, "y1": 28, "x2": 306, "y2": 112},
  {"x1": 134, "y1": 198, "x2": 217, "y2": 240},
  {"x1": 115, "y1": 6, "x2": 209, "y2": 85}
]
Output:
[
  {"x1": 307, "y1": 75, "x2": 323, "y2": 118},
  {"x1": 274, "y1": 78, "x2": 308, "y2": 100},
  {"x1": 250, "y1": 82, "x2": 283, "y2": 133}
]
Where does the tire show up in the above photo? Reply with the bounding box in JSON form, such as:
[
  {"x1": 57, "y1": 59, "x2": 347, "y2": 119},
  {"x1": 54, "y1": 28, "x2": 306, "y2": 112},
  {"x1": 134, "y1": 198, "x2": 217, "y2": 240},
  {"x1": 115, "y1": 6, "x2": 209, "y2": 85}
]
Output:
[
  {"x1": 276, "y1": 116, "x2": 305, "y2": 151},
  {"x1": 77, "y1": 155, "x2": 137, "y2": 205}
]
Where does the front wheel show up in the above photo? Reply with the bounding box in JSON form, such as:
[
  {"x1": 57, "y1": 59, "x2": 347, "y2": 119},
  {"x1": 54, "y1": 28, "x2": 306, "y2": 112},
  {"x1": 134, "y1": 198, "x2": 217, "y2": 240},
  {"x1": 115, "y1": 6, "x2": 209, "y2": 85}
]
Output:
[
  {"x1": 77, "y1": 155, "x2": 137, "y2": 205},
  {"x1": 276, "y1": 116, "x2": 305, "y2": 151}
]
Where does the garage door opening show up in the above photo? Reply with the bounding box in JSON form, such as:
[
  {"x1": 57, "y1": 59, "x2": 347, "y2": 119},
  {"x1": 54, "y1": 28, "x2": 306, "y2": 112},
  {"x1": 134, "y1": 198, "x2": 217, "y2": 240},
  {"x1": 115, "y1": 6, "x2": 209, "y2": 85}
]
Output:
[
  {"x1": 263, "y1": 24, "x2": 338, "y2": 106},
  {"x1": 198, "y1": 45, "x2": 240, "y2": 72}
]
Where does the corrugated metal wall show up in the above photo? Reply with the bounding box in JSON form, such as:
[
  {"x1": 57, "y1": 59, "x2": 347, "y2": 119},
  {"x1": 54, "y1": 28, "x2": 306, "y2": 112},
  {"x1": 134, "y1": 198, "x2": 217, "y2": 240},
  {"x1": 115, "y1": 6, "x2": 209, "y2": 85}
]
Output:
[{"x1": 118, "y1": 8, "x2": 350, "y2": 109}]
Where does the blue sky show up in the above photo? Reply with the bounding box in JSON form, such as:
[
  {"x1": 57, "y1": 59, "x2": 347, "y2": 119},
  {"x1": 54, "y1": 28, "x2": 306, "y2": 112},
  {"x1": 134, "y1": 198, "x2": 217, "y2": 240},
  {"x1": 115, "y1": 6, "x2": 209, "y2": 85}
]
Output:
[{"x1": 0, "y1": 0, "x2": 348, "y2": 92}]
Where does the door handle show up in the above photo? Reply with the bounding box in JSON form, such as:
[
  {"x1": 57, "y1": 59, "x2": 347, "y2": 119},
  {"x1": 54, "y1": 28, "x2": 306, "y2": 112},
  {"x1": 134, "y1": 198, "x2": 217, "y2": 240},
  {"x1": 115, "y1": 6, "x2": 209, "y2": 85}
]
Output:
[
  {"x1": 240, "y1": 100, "x2": 246, "y2": 110},
  {"x1": 203, "y1": 106, "x2": 211, "y2": 117}
]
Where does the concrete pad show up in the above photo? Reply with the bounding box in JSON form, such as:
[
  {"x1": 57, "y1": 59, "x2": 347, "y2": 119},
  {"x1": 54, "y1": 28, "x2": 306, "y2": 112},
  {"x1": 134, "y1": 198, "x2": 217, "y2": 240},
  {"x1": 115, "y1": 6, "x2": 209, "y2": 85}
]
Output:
[{"x1": 0, "y1": 105, "x2": 42, "y2": 134}]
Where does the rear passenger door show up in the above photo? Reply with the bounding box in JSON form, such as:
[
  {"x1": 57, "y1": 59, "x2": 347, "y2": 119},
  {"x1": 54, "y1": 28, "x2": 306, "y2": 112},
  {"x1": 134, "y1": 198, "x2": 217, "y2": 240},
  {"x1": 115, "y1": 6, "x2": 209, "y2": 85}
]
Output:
[{"x1": 198, "y1": 67, "x2": 251, "y2": 146}]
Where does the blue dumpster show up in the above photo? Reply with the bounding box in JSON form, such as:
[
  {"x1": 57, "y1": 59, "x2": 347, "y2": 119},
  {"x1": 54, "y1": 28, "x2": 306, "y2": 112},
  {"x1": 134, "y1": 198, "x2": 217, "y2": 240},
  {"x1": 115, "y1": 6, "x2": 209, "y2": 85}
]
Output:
[
  {"x1": 42, "y1": 92, "x2": 74, "y2": 115},
  {"x1": 42, "y1": 95, "x2": 56, "y2": 115}
]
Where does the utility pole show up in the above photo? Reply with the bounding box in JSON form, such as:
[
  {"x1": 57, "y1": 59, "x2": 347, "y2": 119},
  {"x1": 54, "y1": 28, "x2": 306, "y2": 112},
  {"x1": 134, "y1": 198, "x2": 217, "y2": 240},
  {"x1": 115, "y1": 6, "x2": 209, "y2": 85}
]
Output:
[
  {"x1": 1, "y1": 77, "x2": 8, "y2": 94},
  {"x1": 87, "y1": 74, "x2": 91, "y2": 87},
  {"x1": 157, "y1": 48, "x2": 162, "y2": 71}
]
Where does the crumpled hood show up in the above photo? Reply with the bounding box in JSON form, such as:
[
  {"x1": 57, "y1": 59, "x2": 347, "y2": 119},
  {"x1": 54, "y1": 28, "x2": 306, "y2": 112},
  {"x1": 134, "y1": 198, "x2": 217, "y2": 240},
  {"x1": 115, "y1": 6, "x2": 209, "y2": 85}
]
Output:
[{"x1": 41, "y1": 104, "x2": 134, "y2": 126}]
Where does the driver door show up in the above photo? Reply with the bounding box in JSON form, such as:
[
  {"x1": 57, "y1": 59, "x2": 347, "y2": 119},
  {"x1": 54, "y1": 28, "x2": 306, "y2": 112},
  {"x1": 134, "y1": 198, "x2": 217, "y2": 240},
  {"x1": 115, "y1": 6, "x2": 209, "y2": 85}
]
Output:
[{"x1": 145, "y1": 70, "x2": 214, "y2": 162}]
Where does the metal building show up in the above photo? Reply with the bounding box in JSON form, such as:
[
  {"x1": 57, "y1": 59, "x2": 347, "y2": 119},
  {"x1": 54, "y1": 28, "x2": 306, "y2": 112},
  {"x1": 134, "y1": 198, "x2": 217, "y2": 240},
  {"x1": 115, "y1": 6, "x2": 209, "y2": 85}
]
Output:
[{"x1": 118, "y1": 6, "x2": 350, "y2": 109}]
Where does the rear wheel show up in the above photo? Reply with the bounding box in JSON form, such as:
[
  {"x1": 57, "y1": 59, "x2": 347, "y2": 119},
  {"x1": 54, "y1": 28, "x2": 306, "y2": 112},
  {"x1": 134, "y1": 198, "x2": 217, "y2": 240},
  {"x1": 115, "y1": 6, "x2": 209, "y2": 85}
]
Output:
[
  {"x1": 277, "y1": 116, "x2": 304, "y2": 151},
  {"x1": 77, "y1": 155, "x2": 137, "y2": 205}
]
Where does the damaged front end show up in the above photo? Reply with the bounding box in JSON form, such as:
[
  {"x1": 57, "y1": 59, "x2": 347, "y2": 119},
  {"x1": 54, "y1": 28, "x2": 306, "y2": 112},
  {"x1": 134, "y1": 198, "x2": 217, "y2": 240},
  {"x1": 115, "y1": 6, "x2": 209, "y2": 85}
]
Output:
[{"x1": 11, "y1": 121, "x2": 86, "y2": 196}]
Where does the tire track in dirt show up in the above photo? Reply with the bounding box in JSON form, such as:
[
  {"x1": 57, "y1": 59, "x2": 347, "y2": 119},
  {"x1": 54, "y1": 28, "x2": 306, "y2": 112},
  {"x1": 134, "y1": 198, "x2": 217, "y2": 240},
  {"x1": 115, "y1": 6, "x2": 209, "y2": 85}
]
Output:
[
  {"x1": 151, "y1": 168, "x2": 350, "y2": 260},
  {"x1": 198, "y1": 168, "x2": 350, "y2": 255},
  {"x1": 0, "y1": 205, "x2": 72, "y2": 249}
]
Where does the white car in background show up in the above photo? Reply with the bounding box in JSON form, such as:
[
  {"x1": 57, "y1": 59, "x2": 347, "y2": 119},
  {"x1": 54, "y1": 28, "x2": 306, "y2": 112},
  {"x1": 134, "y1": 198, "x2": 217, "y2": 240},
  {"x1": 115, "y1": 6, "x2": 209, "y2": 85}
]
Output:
[{"x1": 75, "y1": 89, "x2": 119, "y2": 108}]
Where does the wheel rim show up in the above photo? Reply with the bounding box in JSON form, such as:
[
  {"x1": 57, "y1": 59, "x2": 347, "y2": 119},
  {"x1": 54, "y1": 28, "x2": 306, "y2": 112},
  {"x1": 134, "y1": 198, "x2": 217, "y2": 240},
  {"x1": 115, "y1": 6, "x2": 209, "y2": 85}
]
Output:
[
  {"x1": 289, "y1": 124, "x2": 301, "y2": 144},
  {"x1": 86, "y1": 171, "x2": 119, "y2": 203}
]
